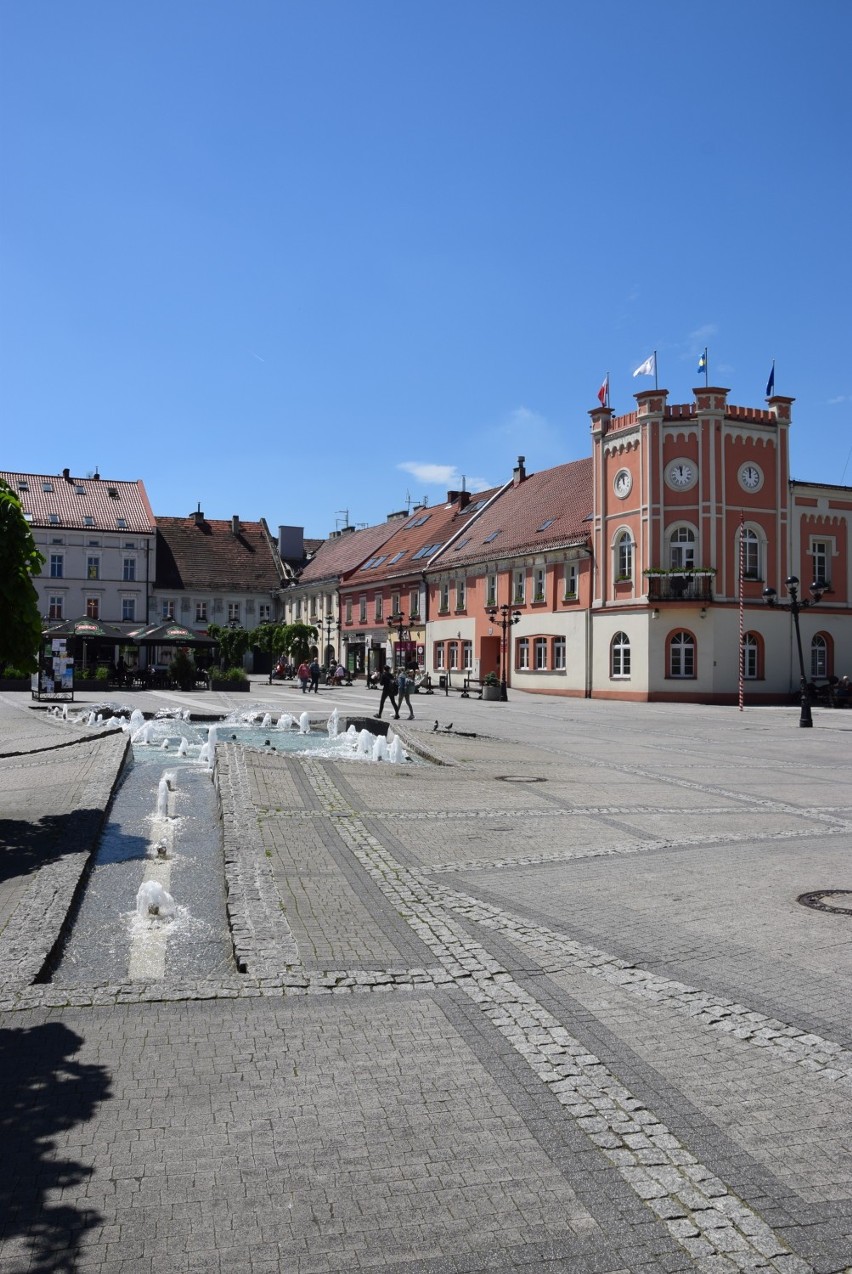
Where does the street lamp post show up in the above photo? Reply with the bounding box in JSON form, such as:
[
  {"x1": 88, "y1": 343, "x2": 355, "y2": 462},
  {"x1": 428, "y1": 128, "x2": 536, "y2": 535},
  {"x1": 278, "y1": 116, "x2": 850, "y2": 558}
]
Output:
[
  {"x1": 763, "y1": 575, "x2": 824, "y2": 728},
  {"x1": 388, "y1": 612, "x2": 407, "y2": 670},
  {"x1": 485, "y1": 604, "x2": 521, "y2": 701},
  {"x1": 323, "y1": 614, "x2": 336, "y2": 667}
]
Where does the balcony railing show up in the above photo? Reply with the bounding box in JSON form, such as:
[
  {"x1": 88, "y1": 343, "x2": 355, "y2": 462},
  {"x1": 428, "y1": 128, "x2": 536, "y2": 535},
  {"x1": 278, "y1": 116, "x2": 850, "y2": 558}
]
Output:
[{"x1": 644, "y1": 571, "x2": 714, "y2": 602}]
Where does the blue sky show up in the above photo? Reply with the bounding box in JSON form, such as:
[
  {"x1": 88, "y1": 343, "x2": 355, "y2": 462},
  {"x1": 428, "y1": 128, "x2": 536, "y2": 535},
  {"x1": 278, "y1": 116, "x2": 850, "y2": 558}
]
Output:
[{"x1": 2, "y1": 1, "x2": 850, "y2": 536}]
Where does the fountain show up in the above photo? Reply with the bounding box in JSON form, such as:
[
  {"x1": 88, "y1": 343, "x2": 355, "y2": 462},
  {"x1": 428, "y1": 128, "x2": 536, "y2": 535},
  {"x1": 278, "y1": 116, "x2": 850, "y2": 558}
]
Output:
[
  {"x1": 372, "y1": 735, "x2": 388, "y2": 762},
  {"x1": 299, "y1": 712, "x2": 311, "y2": 735},
  {"x1": 327, "y1": 708, "x2": 340, "y2": 738},
  {"x1": 136, "y1": 880, "x2": 176, "y2": 918}
]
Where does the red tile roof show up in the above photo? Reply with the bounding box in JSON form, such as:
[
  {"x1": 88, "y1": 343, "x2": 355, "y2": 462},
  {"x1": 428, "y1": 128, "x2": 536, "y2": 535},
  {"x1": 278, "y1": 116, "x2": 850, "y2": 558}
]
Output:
[
  {"x1": 297, "y1": 520, "x2": 405, "y2": 584},
  {"x1": 430, "y1": 459, "x2": 592, "y2": 570},
  {"x1": 341, "y1": 491, "x2": 503, "y2": 591},
  {"x1": 2, "y1": 469, "x2": 155, "y2": 533},
  {"x1": 155, "y1": 516, "x2": 283, "y2": 592}
]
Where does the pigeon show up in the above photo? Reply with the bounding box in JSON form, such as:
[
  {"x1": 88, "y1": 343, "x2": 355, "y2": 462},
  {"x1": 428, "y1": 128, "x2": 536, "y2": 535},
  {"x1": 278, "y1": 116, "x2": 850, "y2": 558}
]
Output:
[
  {"x1": 444, "y1": 723, "x2": 453, "y2": 732},
  {"x1": 433, "y1": 721, "x2": 439, "y2": 732}
]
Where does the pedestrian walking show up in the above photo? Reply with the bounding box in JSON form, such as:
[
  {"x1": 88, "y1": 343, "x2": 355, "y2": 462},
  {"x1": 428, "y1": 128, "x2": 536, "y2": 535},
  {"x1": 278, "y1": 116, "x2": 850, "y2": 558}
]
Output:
[
  {"x1": 297, "y1": 661, "x2": 310, "y2": 693},
  {"x1": 397, "y1": 667, "x2": 414, "y2": 720},
  {"x1": 377, "y1": 665, "x2": 399, "y2": 718},
  {"x1": 309, "y1": 658, "x2": 321, "y2": 693}
]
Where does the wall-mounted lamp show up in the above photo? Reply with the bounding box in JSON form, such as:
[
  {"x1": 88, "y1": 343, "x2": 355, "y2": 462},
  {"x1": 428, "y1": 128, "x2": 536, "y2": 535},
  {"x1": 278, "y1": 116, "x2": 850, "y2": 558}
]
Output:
[
  {"x1": 651, "y1": 608, "x2": 660, "y2": 619},
  {"x1": 699, "y1": 606, "x2": 707, "y2": 619}
]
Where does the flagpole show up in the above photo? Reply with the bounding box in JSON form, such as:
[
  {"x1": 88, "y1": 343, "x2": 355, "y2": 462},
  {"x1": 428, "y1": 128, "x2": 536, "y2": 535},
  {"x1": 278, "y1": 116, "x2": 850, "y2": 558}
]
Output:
[
  {"x1": 704, "y1": 348, "x2": 708, "y2": 388},
  {"x1": 606, "y1": 371, "x2": 610, "y2": 409},
  {"x1": 654, "y1": 350, "x2": 658, "y2": 391}
]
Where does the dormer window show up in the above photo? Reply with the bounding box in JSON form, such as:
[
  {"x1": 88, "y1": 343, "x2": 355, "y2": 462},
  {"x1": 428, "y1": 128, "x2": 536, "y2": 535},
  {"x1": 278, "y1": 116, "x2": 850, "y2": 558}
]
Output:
[
  {"x1": 116, "y1": 517, "x2": 127, "y2": 529},
  {"x1": 43, "y1": 482, "x2": 54, "y2": 493},
  {"x1": 49, "y1": 513, "x2": 60, "y2": 524},
  {"x1": 75, "y1": 485, "x2": 86, "y2": 495},
  {"x1": 18, "y1": 482, "x2": 29, "y2": 492},
  {"x1": 84, "y1": 516, "x2": 94, "y2": 527}
]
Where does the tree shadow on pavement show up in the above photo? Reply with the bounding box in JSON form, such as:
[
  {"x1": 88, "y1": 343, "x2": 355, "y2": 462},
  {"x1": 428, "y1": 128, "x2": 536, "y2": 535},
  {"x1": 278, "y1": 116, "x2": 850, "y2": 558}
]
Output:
[
  {"x1": 0, "y1": 1021, "x2": 111, "y2": 1272},
  {"x1": 0, "y1": 809, "x2": 147, "y2": 888}
]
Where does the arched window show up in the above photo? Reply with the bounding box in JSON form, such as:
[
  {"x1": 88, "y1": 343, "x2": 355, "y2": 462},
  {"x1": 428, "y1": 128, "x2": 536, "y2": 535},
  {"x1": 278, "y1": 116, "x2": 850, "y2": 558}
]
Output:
[
  {"x1": 742, "y1": 631, "x2": 763, "y2": 680},
  {"x1": 739, "y1": 527, "x2": 762, "y2": 580},
  {"x1": 668, "y1": 630, "x2": 696, "y2": 678},
  {"x1": 669, "y1": 526, "x2": 696, "y2": 572},
  {"x1": 811, "y1": 633, "x2": 832, "y2": 678},
  {"x1": 614, "y1": 530, "x2": 634, "y2": 582},
  {"x1": 611, "y1": 631, "x2": 631, "y2": 678}
]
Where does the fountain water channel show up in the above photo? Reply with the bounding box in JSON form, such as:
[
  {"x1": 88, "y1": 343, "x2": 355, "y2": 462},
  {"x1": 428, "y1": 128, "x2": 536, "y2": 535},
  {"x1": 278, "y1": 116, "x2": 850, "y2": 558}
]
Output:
[{"x1": 48, "y1": 703, "x2": 413, "y2": 985}]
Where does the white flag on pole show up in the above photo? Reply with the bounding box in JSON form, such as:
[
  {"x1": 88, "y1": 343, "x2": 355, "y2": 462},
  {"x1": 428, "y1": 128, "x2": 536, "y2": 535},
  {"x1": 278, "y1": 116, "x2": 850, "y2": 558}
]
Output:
[{"x1": 632, "y1": 353, "x2": 656, "y2": 378}]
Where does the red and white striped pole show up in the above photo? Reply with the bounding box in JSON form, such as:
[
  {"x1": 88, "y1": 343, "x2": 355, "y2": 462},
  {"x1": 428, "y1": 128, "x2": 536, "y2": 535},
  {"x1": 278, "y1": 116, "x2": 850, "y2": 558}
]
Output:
[{"x1": 733, "y1": 512, "x2": 738, "y2": 713}]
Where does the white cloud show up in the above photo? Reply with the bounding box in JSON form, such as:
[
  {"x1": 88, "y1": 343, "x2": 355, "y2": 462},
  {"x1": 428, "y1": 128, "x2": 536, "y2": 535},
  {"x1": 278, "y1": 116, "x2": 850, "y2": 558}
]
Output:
[
  {"x1": 397, "y1": 461, "x2": 458, "y2": 486},
  {"x1": 828, "y1": 394, "x2": 850, "y2": 405},
  {"x1": 397, "y1": 460, "x2": 491, "y2": 494}
]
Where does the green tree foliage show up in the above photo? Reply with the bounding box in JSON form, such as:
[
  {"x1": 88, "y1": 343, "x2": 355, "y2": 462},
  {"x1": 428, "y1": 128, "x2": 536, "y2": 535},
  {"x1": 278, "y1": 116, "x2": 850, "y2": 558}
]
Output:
[
  {"x1": 0, "y1": 480, "x2": 45, "y2": 674},
  {"x1": 208, "y1": 623, "x2": 251, "y2": 671},
  {"x1": 251, "y1": 622, "x2": 288, "y2": 656},
  {"x1": 274, "y1": 622, "x2": 318, "y2": 665}
]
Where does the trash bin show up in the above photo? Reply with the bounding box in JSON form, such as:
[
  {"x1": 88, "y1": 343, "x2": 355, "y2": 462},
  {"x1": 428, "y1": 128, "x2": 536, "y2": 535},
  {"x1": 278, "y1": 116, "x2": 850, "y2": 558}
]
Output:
[{"x1": 438, "y1": 675, "x2": 447, "y2": 689}]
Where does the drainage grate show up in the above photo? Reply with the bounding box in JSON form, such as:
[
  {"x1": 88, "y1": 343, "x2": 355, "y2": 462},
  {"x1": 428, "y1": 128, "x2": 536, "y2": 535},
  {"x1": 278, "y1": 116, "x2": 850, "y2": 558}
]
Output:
[
  {"x1": 797, "y1": 890, "x2": 852, "y2": 916},
  {"x1": 496, "y1": 775, "x2": 546, "y2": 783}
]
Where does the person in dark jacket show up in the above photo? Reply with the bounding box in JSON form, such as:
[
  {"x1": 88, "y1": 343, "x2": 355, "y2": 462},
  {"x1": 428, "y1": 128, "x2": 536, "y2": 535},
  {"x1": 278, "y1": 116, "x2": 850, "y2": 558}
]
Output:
[
  {"x1": 309, "y1": 658, "x2": 321, "y2": 693},
  {"x1": 377, "y1": 666, "x2": 399, "y2": 718}
]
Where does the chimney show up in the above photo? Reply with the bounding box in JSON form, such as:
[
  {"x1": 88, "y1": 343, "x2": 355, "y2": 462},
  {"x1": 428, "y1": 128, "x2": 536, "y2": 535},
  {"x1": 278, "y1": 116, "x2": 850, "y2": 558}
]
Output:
[
  {"x1": 231, "y1": 515, "x2": 240, "y2": 535},
  {"x1": 513, "y1": 455, "x2": 526, "y2": 486},
  {"x1": 192, "y1": 503, "x2": 204, "y2": 525},
  {"x1": 278, "y1": 525, "x2": 305, "y2": 561},
  {"x1": 62, "y1": 467, "x2": 71, "y2": 481}
]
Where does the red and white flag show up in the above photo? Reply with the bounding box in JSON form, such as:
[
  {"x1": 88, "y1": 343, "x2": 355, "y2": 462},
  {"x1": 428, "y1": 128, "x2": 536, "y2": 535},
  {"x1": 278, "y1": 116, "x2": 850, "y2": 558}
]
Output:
[{"x1": 597, "y1": 375, "x2": 608, "y2": 407}]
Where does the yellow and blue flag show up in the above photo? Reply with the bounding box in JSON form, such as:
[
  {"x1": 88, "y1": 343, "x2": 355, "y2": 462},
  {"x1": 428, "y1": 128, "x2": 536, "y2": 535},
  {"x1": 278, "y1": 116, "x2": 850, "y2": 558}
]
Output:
[{"x1": 697, "y1": 349, "x2": 707, "y2": 375}]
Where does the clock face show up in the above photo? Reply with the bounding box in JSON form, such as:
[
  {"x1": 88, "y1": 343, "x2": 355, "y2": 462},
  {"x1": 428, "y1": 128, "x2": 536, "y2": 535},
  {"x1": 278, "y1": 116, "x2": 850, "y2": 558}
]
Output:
[
  {"x1": 666, "y1": 460, "x2": 697, "y2": 490},
  {"x1": 739, "y1": 463, "x2": 763, "y2": 492},
  {"x1": 614, "y1": 469, "x2": 632, "y2": 498}
]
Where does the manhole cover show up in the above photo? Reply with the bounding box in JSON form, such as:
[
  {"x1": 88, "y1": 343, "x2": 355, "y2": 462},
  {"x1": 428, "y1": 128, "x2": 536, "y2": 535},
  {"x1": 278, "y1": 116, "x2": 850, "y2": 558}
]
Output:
[
  {"x1": 496, "y1": 775, "x2": 546, "y2": 783},
  {"x1": 797, "y1": 890, "x2": 852, "y2": 916}
]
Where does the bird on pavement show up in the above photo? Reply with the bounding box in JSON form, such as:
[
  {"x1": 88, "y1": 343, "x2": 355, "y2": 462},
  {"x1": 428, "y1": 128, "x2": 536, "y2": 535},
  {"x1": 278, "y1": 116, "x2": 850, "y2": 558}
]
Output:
[
  {"x1": 444, "y1": 723, "x2": 453, "y2": 732},
  {"x1": 433, "y1": 721, "x2": 439, "y2": 732}
]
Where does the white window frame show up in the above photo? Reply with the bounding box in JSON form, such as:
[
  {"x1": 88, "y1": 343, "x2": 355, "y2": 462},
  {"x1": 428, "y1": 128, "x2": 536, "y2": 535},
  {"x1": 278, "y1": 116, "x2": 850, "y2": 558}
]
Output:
[
  {"x1": 462, "y1": 640, "x2": 472, "y2": 670},
  {"x1": 669, "y1": 630, "x2": 696, "y2": 679},
  {"x1": 122, "y1": 557, "x2": 136, "y2": 582},
  {"x1": 810, "y1": 539, "x2": 832, "y2": 589},
  {"x1": 517, "y1": 637, "x2": 530, "y2": 669},
  {"x1": 122, "y1": 597, "x2": 136, "y2": 621},
  {"x1": 811, "y1": 633, "x2": 828, "y2": 678},
  {"x1": 739, "y1": 527, "x2": 762, "y2": 581},
  {"x1": 162, "y1": 599, "x2": 176, "y2": 619},
  {"x1": 486, "y1": 574, "x2": 497, "y2": 607},
  {"x1": 611, "y1": 631, "x2": 631, "y2": 679},
  {"x1": 48, "y1": 594, "x2": 64, "y2": 619},
  {"x1": 615, "y1": 530, "x2": 634, "y2": 581},
  {"x1": 669, "y1": 525, "x2": 696, "y2": 572},
  {"x1": 533, "y1": 567, "x2": 545, "y2": 602},
  {"x1": 374, "y1": 594, "x2": 383, "y2": 623},
  {"x1": 359, "y1": 596, "x2": 367, "y2": 623},
  {"x1": 228, "y1": 602, "x2": 241, "y2": 624},
  {"x1": 742, "y1": 633, "x2": 759, "y2": 680},
  {"x1": 50, "y1": 554, "x2": 64, "y2": 579},
  {"x1": 439, "y1": 582, "x2": 450, "y2": 613},
  {"x1": 195, "y1": 601, "x2": 208, "y2": 622},
  {"x1": 455, "y1": 579, "x2": 466, "y2": 610},
  {"x1": 534, "y1": 637, "x2": 547, "y2": 669},
  {"x1": 86, "y1": 596, "x2": 100, "y2": 619},
  {"x1": 513, "y1": 569, "x2": 525, "y2": 605},
  {"x1": 563, "y1": 562, "x2": 577, "y2": 599},
  {"x1": 553, "y1": 636, "x2": 566, "y2": 669},
  {"x1": 87, "y1": 555, "x2": 100, "y2": 580}
]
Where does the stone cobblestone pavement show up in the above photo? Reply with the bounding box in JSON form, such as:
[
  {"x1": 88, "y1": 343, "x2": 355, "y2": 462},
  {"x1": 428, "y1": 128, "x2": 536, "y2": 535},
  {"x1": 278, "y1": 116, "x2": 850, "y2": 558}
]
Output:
[{"x1": 0, "y1": 682, "x2": 851, "y2": 1273}]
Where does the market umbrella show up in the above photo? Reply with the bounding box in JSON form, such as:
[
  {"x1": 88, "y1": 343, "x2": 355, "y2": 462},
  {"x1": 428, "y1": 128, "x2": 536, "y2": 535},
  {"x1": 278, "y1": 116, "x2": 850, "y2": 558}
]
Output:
[
  {"x1": 42, "y1": 617, "x2": 117, "y2": 675},
  {"x1": 130, "y1": 622, "x2": 216, "y2": 647}
]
